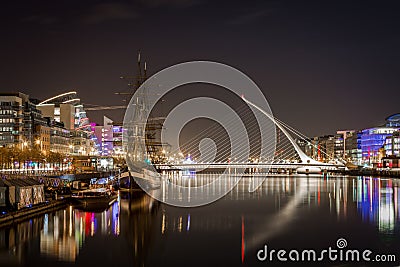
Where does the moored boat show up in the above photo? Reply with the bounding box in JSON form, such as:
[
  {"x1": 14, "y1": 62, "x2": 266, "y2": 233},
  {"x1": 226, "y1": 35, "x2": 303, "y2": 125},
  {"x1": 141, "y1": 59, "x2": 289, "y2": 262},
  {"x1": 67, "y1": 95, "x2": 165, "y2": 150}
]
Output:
[{"x1": 71, "y1": 188, "x2": 118, "y2": 211}]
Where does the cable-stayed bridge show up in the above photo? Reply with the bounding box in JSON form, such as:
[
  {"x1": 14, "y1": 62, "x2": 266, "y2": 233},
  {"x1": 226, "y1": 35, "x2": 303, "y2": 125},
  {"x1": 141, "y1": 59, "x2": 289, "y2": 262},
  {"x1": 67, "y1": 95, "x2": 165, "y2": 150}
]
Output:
[{"x1": 154, "y1": 97, "x2": 346, "y2": 175}]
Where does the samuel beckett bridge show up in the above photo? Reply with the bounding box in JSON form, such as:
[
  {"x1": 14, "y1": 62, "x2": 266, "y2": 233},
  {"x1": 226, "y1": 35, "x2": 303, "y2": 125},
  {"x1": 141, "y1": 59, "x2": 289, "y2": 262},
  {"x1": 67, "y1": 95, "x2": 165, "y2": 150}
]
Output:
[
  {"x1": 154, "y1": 98, "x2": 346, "y2": 175},
  {"x1": 121, "y1": 61, "x2": 349, "y2": 206}
]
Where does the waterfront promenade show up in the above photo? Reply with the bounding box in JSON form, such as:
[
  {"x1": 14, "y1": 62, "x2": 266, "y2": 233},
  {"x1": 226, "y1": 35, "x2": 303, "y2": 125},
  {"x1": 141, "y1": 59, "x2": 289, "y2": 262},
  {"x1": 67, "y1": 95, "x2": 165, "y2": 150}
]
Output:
[{"x1": 0, "y1": 199, "x2": 68, "y2": 228}]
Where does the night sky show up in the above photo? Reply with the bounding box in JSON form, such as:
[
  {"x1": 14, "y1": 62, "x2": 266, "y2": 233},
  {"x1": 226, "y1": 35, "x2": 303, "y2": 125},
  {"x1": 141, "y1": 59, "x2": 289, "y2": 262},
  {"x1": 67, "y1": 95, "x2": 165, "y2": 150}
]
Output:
[{"x1": 1, "y1": 0, "x2": 399, "y2": 137}]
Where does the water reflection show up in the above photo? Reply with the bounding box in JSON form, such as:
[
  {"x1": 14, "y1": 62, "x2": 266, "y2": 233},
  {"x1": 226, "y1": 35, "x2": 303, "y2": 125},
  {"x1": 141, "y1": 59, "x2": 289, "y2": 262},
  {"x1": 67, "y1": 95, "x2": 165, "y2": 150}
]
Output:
[
  {"x1": 0, "y1": 192, "x2": 158, "y2": 266},
  {"x1": 0, "y1": 176, "x2": 399, "y2": 267},
  {"x1": 157, "y1": 176, "x2": 400, "y2": 235},
  {"x1": 355, "y1": 177, "x2": 399, "y2": 234},
  {"x1": 39, "y1": 200, "x2": 121, "y2": 262},
  {"x1": 153, "y1": 175, "x2": 400, "y2": 267}
]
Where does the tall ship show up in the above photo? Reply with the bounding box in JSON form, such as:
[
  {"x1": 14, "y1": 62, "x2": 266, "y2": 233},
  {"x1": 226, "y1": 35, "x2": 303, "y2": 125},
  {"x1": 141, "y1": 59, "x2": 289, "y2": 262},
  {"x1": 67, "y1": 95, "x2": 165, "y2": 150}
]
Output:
[{"x1": 118, "y1": 52, "x2": 170, "y2": 191}]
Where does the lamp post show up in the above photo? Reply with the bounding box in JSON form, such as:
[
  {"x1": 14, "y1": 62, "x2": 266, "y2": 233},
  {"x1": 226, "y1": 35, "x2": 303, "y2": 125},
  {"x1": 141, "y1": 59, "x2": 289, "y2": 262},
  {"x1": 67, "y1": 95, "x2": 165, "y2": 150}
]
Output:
[{"x1": 22, "y1": 141, "x2": 28, "y2": 151}]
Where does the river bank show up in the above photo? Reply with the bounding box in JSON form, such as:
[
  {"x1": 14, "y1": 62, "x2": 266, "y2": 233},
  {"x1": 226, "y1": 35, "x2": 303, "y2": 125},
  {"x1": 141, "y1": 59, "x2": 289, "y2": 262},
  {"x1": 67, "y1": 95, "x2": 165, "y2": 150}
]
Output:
[
  {"x1": 0, "y1": 199, "x2": 69, "y2": 228},
  {"x1": 343, "y1": 168, "x2": 400, "y2": 178}
]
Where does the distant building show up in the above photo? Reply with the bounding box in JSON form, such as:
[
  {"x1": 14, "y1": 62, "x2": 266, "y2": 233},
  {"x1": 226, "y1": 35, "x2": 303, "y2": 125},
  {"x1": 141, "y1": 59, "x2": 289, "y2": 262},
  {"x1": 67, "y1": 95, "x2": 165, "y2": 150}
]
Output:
[
  {"x1": 335, "y1": 130, "x2": 353, "y2": 159},
  {"x1": 0, "y1": 92, "x2": 46, "y2": 148},
  {"x1": 308, "y1": 135, "x2": 335, "y2": 162},
  {"x1": 112, "y1": 125, "x2": 124, "y2": 157},
  {"x1": 38, "y1": 103, "x2": 75, "y2": 130},
  {"x1": 70, "y1": 130, "x2": 97, "y2": 156},
  {"x1": 36, "y1": 91, "x2": 100, "y2": 155},
  {"x1": 94, "y1": 116, "x2": 114, "y2": 156},
  {"x1": 344, "y1": 131, "x2": 362, "y2": 164},
  {"x1": 48, "y1": 119, "x2": 70, "y2": 154},
  {"x1": 334, "y1": 132, "x2": 345, "y2": 159},
  {"x1": 361, "y1": 127, "x2": 398, "y2": 164},
  {"x1": 296, "y1": 138, "x2": 312, "y2": 157},
  {"x1": 36, "y1": 91, "x2": 87, "y2": 131},
  {"x1": 384, "y1": 131, "x2": 400, "y2": 157},
  {"x1": 386, "y1": 113, "x2": 400, "y2": 127},
  {"x1": 34, "y1": 124, "x2": 51, "y2": 153}
]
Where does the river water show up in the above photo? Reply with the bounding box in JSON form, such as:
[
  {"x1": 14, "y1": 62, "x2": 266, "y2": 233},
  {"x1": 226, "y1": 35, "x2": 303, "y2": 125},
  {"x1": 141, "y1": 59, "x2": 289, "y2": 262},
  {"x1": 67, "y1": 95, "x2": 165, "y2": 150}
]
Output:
[{"x1": 0, "y1": 175, "x2": 399, "y2": 266}]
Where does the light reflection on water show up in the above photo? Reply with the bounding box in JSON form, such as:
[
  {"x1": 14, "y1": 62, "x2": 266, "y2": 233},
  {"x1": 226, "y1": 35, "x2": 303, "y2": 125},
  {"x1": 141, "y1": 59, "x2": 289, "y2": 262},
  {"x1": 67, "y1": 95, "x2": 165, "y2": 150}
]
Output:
[
  {"x1": 39, "y1": 199, "x2": 121, "y2": 263},
  {"x1": 0, "y1": 175, "x2": 399, "y2": 266}
]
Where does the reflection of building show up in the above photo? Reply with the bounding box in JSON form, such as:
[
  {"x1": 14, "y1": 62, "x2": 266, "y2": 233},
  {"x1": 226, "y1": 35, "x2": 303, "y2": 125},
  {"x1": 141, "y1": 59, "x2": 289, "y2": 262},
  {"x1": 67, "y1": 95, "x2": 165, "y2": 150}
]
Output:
[
  {"x1": 40, "y1": 203, "x2": 121, "y2": 262},
  {"x1": 355, "y1": 177, "x2": 399, "y2": 233}
]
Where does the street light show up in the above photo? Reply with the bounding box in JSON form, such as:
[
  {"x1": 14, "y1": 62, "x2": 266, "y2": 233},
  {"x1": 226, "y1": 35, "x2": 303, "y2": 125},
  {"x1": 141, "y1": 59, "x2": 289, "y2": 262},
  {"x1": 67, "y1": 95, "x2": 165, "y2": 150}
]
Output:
[{"x1": 22, "y1": 141, "x2": 28, "y2": 150}]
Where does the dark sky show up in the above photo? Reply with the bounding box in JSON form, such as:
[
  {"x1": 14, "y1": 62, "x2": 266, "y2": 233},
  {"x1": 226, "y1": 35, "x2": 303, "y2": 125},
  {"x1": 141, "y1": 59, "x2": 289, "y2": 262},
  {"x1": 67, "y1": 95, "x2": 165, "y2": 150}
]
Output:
[{"x1": 1, "y1": 0, "x2": 399, "y2": 137}]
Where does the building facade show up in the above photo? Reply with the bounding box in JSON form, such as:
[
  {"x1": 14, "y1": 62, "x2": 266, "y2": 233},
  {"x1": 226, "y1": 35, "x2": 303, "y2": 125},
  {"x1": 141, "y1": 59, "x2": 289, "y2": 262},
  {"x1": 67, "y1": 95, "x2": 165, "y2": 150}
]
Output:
[
  {"x1": 70, "y1": 130, "x2": 98, "y2": 156},
  {"x1": 38, "y1": 103, "x2": 75, "y2": 130},
  {"x1": 309, "y1": 135, "x2": 335, "y2": 162},
  {"x1": 0, "y1": 93, "x2": 47, "y2": 148},
  {"x1": 384, "y1": 131, "x2": 400, "y2": 157},
  {"x1": 386, "y1": 113, "x2": 400, "y2": 127},
  {"x1": 48, "y1": 120, "x2": 70, "y2": 155},
  {"x1": 361, "y1": 127, "x2": 398, "y2": 163},
  {"x1": 34, "y1": 124, "x2": 51, "y2": 153},
  {"x1": 94, "y1": 116, "x2": 113, "y2": 156},
  {"x1": 345, "y1": 131, "x2": 362, "y2": 164}
]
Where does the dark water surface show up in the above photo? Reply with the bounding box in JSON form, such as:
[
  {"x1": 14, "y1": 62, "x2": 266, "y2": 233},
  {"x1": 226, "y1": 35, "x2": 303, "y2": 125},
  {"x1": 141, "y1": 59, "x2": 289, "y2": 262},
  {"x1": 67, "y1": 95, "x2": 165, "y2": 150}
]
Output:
[{"x1": 0, "y1": 175, "x2": 399, "y2": 266}]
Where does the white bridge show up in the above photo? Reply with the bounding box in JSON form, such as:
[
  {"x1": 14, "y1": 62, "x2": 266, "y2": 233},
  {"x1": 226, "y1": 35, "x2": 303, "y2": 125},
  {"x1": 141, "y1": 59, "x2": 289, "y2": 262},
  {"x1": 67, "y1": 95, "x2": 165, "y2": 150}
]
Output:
[
  {"x1": 154, "y1": 97, "x2": 346, "y2": 174},
  {"x1": 156, "y1": 161, "x2": 343, "y2": 173}
]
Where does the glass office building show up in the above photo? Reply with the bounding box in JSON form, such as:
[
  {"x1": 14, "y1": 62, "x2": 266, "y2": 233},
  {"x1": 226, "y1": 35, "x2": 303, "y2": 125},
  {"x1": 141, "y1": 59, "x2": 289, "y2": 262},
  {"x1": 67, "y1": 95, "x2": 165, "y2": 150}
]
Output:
[
  {"x1": 361, "y1": 127, "x2": 398, "y2": 161},
  {"x1": 386, "y1": 113, "x2": 400, "y2": 127}
]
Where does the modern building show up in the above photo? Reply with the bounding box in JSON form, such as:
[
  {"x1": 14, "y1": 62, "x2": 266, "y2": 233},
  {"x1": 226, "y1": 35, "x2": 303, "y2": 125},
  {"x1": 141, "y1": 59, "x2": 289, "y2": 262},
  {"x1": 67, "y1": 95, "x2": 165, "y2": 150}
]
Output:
[
  {"x1": 384, "y1": 131, "x2": 400, "y2": 157},
  {"x1": 38, "y1": 103, "x2": 75, "y2": 130},
  {"x1": 34, "y1": 124, "x2": 51, "y2": 153},
  {"x1": 94, "y1": 116, "x2": 114, "y2": 156},
  {"x1": 35, "y1": 91, "x2": 94, "y2": 131},
  {"x1": 48, "y1": 119, "x2": 70, "y2": 155},
  {"x1": 344, "y1": 131, "x2": 362, "y2": 164},
  {"x1": 0, "y1": 92, "x2": 46, "y2": 148},
  {"x1": 36, "y1": 91, "x2": 100, "y2": 155},
  {"x1": 386, "y1": 113, "x2": 400, "y2": 127},
  {"x1": 70, "y1": 130, "x2": 98, "y2": 156},
  {"x1": 112, "y1": 125, "x2": 124, "y2": 157},
  {"x1": 308, "y1": 135, "x2": 335, "y2": 162},
  {"x1": 334, "y1": 130, "x2": 355, "y2": 159},
  {"x1": 361, "y1": 127, "x2": 398, "y2": 163}
]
